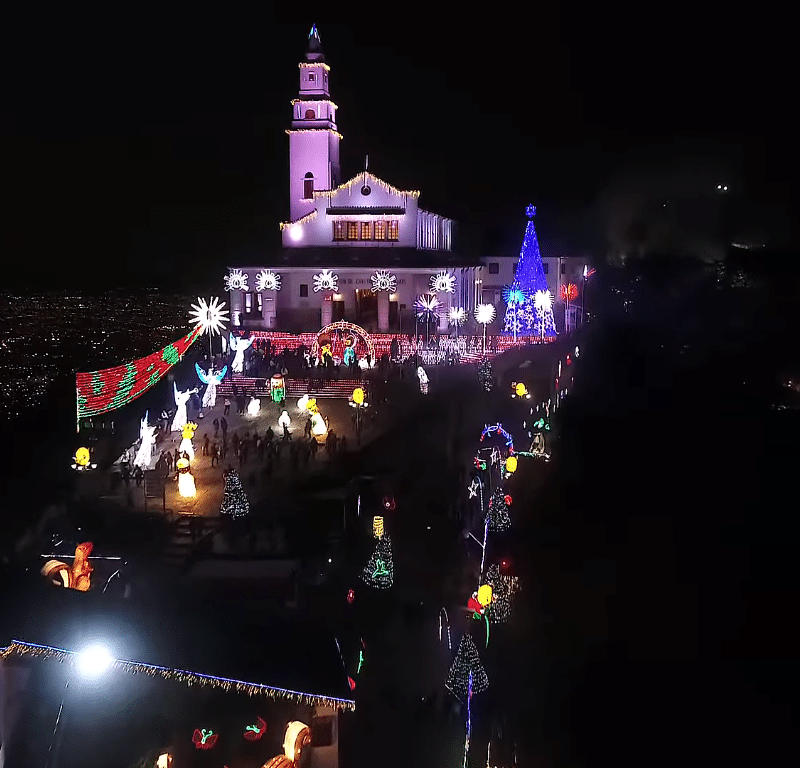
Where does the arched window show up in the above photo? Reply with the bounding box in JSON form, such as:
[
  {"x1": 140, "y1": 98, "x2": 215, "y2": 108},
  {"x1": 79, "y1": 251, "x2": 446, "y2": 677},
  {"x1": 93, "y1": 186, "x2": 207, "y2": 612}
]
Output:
[
  {"x1": 303, "y1": 172, "x2": 314, "y2": 200},
  {"x1": 305, "y1": 108, "x2": 316, "y2": 120}
]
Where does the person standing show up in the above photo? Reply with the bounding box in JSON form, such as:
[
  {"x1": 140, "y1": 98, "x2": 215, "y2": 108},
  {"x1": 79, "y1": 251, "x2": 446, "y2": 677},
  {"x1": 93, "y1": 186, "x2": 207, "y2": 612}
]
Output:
[
  {"x1": 212, "y1": 418, "x2": 219, "y2": 438},
  {"x1": 224, "y1": 397, "x2": 231, "y2": 416},
  {"x1": 202, "y1": 434, "x2": 210, "y2": 456},
  {"x1": 220, "y1": 416, "x2": 228, "y2": 440}
]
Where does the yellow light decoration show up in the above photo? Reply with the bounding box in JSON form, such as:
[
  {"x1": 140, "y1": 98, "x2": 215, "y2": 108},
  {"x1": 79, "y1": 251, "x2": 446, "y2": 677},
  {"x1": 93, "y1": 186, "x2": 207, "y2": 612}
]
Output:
[
  {"x1": 352, "y1": 387, "x2": 365, "y2": 405},
  {"x1": 312, "y1": 171, "x2": 420, "y2": 200},
  {"x1": 298, "y1": 62, "x2": 331, "y2": 71},
  {"x1": 505, "y1": 456, "x2": 518, "y2": 474},
  {"x1": 178, "y1": 473, "x2": 196, "y2": 499},
  {"x1": 283, "y1": 721, "x2": 311, "y2": 763},
  {"x1": 373, "y1": 516, "x2": 384, "y2": 538},
  {"x1": 279, "y1": 209, "x2": 318, "y2": 231},
  {"x1": 181, "y1": 422, "x2": 198, "y2": 441},
  {"x1": 0, "y1": 642, "x2": 356, "y2": 711},
  {"x1": 156, "y1": 754, "x2": 173, "y2": 768},
  {"x1": 477, "y1": 584, "x2": 493, "y2": 607},
  {"x1": 286, "y1": 128, "x2": 343, "y2": 140},
  {"x1": 306, "y1": 397, "x2": 319, "y2": 414},
  {"x1": 74, "y1": 447, "x2": 91, "y2": 467},
  {"x1": 515, "y1": 382, "x2": 528, "y2": 397},
  {"x1": 291, "y1": 98, "x2": 339, "y2": 109},
  {"x1": 311, "y1": 412, "x2": 327, "y2": 437}
]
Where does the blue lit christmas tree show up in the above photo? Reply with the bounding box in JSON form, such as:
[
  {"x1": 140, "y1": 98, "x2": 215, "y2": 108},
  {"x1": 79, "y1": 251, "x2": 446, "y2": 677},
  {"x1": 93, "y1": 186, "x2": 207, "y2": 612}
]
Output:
[{"x1": 503, "y1": 205, "x2": 557, "y2": 338}]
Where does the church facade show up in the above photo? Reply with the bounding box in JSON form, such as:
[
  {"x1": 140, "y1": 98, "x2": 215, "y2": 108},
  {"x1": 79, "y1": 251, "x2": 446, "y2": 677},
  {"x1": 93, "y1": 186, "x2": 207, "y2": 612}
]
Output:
[{"x1": 226, "y1": 26, "x2": 480, "y2": 334}]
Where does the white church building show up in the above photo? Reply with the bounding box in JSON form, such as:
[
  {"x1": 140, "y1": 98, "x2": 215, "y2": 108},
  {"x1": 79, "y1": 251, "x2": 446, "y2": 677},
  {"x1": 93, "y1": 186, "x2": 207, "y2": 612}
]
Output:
[
  {"x1": 227, "y1": 25, "x2": 587, "y2": 336},
  {"x1": 227, "y1": 25, "x2": 478, "y2": 334}
]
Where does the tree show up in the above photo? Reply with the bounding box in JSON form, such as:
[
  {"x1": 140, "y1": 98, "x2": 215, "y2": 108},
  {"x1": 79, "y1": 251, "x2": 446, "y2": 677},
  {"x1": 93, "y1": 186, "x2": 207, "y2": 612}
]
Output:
[
  {"x1": 361, "y1": 534, "x2": 394, "y2": 589},
  {"x1": 446, "y1": 633, "x2": 489, "y2": 700},
  {"x1": 503, "y1": 205, "x2": 557, "y2": 338},
  {"x1": 220, "y1": 468, "x2": 249, "y2": 518},
  {"x1": 486, "y1": 488, "x2": 511, "y2": 532}
]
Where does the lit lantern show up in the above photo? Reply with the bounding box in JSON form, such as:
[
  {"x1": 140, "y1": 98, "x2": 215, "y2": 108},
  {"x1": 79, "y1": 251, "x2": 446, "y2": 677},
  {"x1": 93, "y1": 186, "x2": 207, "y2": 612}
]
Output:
[
  {"x1": 373, "y1": 516, "x2": 384, "y2": 538},
  {"x1": 306, "y1": 397, "x2": 319, "y2": 414},
  {"x1": 505, "y1": 455, "x2": 518, "y2": 474},
  {"x1": 477, "y1": 584, "x2": 493, "y2": 607},
  {"x1": 278, "y1": 410, "x2": 291, "y2": 429},
  {"x1": 156, "y1": 754, "x2": 173, "y2": 768},
  {"x1": 311, "y1": 412, "x2": 327, "y2": 437},
  {"x1": 176, "y1": 457, "x2": 196, "y2": 499},
  {"x1": 248, "y1": 397, "x2": 261, "y2": 416},
  {"x1": 514, "y1": 382, "x2": 529, "y2": 398},
  {"x1": 74, "y1": 447, "x2": 90, "y2": 467},
  {"x1": 352, "y1": 387, "x2": 365, "y2": 405},
  {"x1": 297, "y1": 394, "x2": 309, "y2": 411},
  {"x1": 270, "y1": 374, "x2": 286, "y2": 403}
]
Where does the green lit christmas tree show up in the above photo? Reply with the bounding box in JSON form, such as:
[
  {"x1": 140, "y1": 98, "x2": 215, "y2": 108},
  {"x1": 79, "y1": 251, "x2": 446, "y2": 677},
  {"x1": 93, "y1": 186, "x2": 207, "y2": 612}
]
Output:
[
  {"x1": 220, "y1": 468, "x2": 249, "y2": 518},
  {"x1": 486, "y1": 488, "x2": 511, "y2": 532},
  {"x1": 446, "y1": 633, "x2": 488, "y2": 700},
  {"x1": 361, "y1": 534, "x2": 394, "y2": 589}
]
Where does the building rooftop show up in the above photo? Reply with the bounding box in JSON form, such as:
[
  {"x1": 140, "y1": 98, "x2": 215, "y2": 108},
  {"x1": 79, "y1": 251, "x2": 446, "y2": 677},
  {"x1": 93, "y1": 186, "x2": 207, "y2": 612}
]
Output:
[{"x1": 0, "y1": 576, "x2": 355, "y2": 710}]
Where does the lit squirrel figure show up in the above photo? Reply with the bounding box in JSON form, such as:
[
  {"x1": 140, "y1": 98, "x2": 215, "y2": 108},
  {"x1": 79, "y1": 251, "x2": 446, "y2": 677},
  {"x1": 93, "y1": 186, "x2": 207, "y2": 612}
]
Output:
[
  {"x1": 179, "y1": 422, "x2": 198, "y2": 461},
  {"x1": 41, "y1": 542, "x2": 94, "y2": 591}
]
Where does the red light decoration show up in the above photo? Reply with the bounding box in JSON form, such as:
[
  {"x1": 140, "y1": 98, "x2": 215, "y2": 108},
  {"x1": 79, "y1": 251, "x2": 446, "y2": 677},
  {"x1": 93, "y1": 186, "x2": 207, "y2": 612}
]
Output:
[
  {"x1": 192, "y1": 729, "x2": 218, "y2": 750},
  {"x1": 382, "y1": 496, "x2": 396, "y2": 511},
  {"x1": 504, "y1": 495, "x2": 513, "y2": 506},
  {"x1": 76, "y1": 325, "x2": 202, "y2": 420},
  {"x1": 348, "y1": 676, "x2": 356, "y2": 690},
  {"x1": 566, "y1": 354, "x2": 572, "y2": 366},
  {"x1": 243, "y1": 717, "x2": 267, "y2": 741},
  {"x1": 346, "y1": 589, "x2": 355, "y2": 604},
  {"x1": 560, "y1": 283, "x2": 578, "y2": 302}
]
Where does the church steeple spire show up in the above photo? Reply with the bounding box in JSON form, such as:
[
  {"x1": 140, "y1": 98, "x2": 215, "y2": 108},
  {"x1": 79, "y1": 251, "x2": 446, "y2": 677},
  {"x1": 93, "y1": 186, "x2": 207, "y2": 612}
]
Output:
[{"x1": 306, "y1": 24, "x2": 324, "y2": 62}]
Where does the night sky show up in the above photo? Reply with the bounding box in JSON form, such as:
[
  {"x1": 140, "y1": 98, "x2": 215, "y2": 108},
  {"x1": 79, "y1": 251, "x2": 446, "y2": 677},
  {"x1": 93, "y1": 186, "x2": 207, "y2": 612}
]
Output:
[{"x1": 1, "y1": 12, "x2": 794, "y2": 290}]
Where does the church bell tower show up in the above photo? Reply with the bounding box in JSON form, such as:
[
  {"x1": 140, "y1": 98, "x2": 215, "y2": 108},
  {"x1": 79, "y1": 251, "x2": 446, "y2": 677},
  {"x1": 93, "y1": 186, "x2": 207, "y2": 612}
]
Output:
[{"x1": 287, "y1": 25, "x2": 342, "y2": 223}]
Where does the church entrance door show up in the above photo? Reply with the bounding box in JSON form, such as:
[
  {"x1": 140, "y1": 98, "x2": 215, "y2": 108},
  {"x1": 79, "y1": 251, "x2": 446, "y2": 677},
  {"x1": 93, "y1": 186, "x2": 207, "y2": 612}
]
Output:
[{"x1": 355, "y1": 289, "x2": 377, "y2": 330}]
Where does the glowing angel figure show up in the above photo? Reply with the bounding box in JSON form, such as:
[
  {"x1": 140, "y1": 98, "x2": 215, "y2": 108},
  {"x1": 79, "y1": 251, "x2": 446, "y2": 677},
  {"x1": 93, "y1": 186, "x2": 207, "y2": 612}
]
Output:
[
  {"x1": 229, "y1": 334, "x2": 254, "y2": 374},
  {"x1": 133, "y1": 412, "x2": 157, "y2": 469},
  {"x1": 430, "y1": 270, "x2": 456, "y2": 294},
  {"x1": 195, "y1": 363, "x2": 228, "y2": 409},
  {"x1": 171, "y1": 383, "x2": 198, "y2": 432},
  {"x1": 417, "y1": 366, "x2": 429, "y2": 394}
]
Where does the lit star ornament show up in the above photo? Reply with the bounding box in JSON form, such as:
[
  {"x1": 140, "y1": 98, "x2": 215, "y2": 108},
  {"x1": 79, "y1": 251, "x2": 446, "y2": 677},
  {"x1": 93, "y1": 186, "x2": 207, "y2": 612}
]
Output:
[
  {"x1": 371, "y1": 270, "x2": 397, "y2": 292},
  {"x1": 224, "y1": 269, "x2": 249, "y2": 292},
  {"x1": 430, "y1": 270, "x2": 456, "y2": 294},
  {"x1": 313, "y1": 269, "x2": 338, "y2": 292},
  {"x1": 468, "y1": 479, "x2": 480, "y2": 499},
  {"x1": 255, "y1": 269, "x2": 281, "y2": 292},
  {"x1": 189, "y1": 297, "x2": 229, "y2": 337}
]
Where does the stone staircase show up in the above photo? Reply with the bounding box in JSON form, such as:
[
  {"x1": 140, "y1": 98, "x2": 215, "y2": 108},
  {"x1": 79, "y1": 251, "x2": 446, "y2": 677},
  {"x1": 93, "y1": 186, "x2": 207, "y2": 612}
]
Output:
[
  {"x1": 161, "y1": 515, "x2": 223, "y2": 569},
  {"x1": 216, "y1": 377, "x2": 365, "y2": 399}
]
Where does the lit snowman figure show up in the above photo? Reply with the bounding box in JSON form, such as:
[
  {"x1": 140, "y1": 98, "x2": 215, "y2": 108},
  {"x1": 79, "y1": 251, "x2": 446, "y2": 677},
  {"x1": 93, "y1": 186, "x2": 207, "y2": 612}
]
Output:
[
  {"x1": 278, "y1": 410, "x2": 291, "y2": 430},
  {"x1": 247, "y1": 397, "x2": 261, "y2": 417},
  {"x1": 297, "y1": 394, "x2": 310, "y2": 411},
  {"x1": 311, "y1": 411, "x2": 327, "y2": 438}
]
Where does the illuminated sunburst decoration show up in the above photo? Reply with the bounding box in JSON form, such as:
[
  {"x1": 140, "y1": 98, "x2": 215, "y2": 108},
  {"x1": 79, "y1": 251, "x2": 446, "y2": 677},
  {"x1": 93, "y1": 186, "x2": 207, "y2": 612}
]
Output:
[
  {"x1": 224, "y1": 269, "x2": 249, "y2": 292},
  {"x1": 255, "y1": 269, "x2": 281, "y2": 292},
  {"x1": 430, "y1": 270, "x2": 456, "y2": 294},
  {"x1": 534, "y1": 290, "x2": 553, "y2": 312},
  {"x1": 448, "y1": 307, "x2": 466, "y2": 326},
  {"x1": 414, "y1": 294, "x2": 441, "y2": 322},
  {"x1": 313, "y1": 269, "x2": 338, "y2": 293},
  {"x1": 189, "y1": 297, "x2": 229, "y2": 337},
  {"x1": 474, "y1": 303, "x2": 496, "y2": 325},
  {"x1": 371, "y1": 270, "x2": 397, "y2": 292}
]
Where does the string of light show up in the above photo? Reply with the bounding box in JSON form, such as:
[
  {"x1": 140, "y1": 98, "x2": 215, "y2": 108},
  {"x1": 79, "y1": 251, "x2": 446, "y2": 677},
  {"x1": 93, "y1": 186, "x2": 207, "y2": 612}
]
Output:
[
  {"x1": 279, "y1": 210, "x2": 318, "y2": 231},
  {"x1": 313, "y1": 171, "x2": 420, "y2": 200}
]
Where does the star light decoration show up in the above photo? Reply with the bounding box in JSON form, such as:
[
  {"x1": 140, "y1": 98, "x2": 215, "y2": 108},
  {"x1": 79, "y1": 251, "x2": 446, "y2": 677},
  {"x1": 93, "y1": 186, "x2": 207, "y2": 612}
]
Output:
[
  {"x1": 468, "y1": 479, "x2": 480, "y2": 499},
  {"x1": 224, "y1": 269, "x2": 249, "y2": 292},
  {"x1": 313, "y1": 269, "x2": 338, "y2": 293},
  {"x1": 255, "y1": 269, "x2": 281, "y2": 292},
  {"x1": 189, "y1": 297, "x2": 229, "y2": 338},
  {"x1": 371, "y1": 270, "x2": 397, "y2": 292},
  {"x1": 430, "y1": 270, "x2": 456, "y2": 294},
  {"x1": 448, "y1": 307, "x2": 466, "y2": 327},
  {"x1": 414, "y1": 294, "x2": 441, "y2": 322}
]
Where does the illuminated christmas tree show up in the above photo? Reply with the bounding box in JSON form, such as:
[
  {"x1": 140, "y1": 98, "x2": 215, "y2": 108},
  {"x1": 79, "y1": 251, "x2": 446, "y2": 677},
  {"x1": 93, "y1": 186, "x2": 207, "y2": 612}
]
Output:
[
  {"x1": 485, "y1": 563, "x2": 520, "y2": 624},
  {"x1": 361, "y1": 534, "x2": 394, "y2": 589},
  {"x1": 486, "y1": 488, "x2": 511, "y2": 532},
  {"x1": 446, "y1": 633, "x2": 488, "y2": 700},
  {"x1": 477, "y1": 358, "x2": 493, "y2": 392},
  {"x1": 220, "y1": 468, "x2": 249, "y2": 518},
  {"x1": 503, "y1": 205, "x2": 556, "y2": 338}
]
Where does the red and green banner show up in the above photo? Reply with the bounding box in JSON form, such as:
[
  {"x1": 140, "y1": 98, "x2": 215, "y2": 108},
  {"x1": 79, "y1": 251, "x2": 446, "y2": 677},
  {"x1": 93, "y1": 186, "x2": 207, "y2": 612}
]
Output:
[{"x1": 76, "y1": 325, "x2": 202, "y2": 421}]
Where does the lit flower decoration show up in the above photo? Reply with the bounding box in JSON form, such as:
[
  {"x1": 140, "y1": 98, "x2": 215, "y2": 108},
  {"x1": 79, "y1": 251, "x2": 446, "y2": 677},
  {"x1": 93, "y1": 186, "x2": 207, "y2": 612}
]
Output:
[
  {"x1": 474, "y1": 303, "x2": 496, "y2": 325},
  {"x1": 189, "y1": 297, "x2": 229, "y2": 337},
  {"x1": 224, "y1": 269, "x2": 248, "y2": 292},
  {"x1": 503, "y1": 285, "x2": 526, "y2": 306},
  {"x1": 256, "y1": 269, "x2": 281, "y2": 292},
  {"x1": 560, "y1": 283, "x2": 578, "y2": 302},
  {"x1": 414, "y1": 294, "x2": 440, "y2": 322},
  {"x1": 430, "y1": 270, "x2": 456, "y2": 294},
  {"x1": 313, "y1": 269, "x2": 338, "y2": 293},
  {"x1": 371, "y1": 270, "x2": 397, "y2": 293},
  {"x1": 448, "y1": 307, "x2": 466, "y2": 326},
  {"x1": 534, "y1": 290, "x2": 553, "y2": 312}
]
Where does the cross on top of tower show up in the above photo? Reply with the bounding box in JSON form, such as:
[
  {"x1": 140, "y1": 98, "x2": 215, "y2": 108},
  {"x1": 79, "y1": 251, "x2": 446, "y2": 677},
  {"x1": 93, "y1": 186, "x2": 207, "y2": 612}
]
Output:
[
  {"x1": 306, "y1": 24, "x2": 324, "y2": 61},
  {"x1": 526, "y1": 204, "x2": 537, "y2": 219}
]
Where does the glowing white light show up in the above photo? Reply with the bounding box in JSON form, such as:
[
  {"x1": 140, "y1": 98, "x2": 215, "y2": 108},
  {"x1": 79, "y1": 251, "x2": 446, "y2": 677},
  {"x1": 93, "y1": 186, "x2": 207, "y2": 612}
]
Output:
[
  {"x1": 289, "y1": 225, "x2": 303, "y2": 241},
  {"x1": 358, "y1": 357, "x2": 373, "y2": 370},
  {"x1": 534, "y1": 290, "x2": 552, "y2": 312},
  {"x1": 415, "y1": 294, "x2": 441, "y2": 319},
  {"x1": 430, "y1": 270, "x2": 456, "y2": 294},
  {"x1": 278, "y1": 410, "x2": 291, "y2": 428},
  {"x1": 448, "y1": 307, "x2": 466, "y2": 326},
  {"x1": 371, "y1": 270, "x2": 397, "y2": 292},
  {"x1": 283, "y1": 721, "x2": 310, "y2": 762},
  {"x1": 297, "y1": 394, "x2": 310, "y2": 411},
  {"x1": 224, "y1": 269, "x2": 249, "y2": 292},
  {"x1": 189, "y1": 297, "x2": 229, "y2": 337},
  {"x1": 417, "y1": 366, "x2": 429, "y2": 384},
  {"x1": 255, "y1": 269, "x2": 282, "y2": 292},
  {"x1": 178, "y1": 472, "x2": 196, "y2": 498},
  {"x1": 575, "y1": 345, "x2": 580, "y2": 357},
  {"x1": 474, "y1": 303, "x2": 496, "y2": 325},
  {"x1": 311, "y1": 412, "x2": 327, "y2": 436},
  {"x1": 247, "y1": 397, "x2": 261, "y2": 417},
  {"x1": 313, "y1": 269, "x2": 338, "y2": 292},
  {"x1": 75, "y1": 644, "x2": 113, "y2": 678}
]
